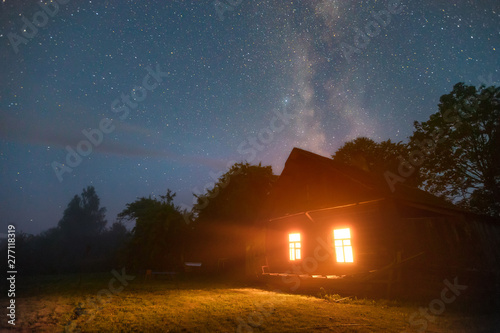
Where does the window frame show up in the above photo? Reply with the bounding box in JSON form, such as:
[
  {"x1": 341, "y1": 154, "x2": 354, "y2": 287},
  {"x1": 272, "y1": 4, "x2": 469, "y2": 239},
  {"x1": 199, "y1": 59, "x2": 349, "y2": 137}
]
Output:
[
  {"x1": 333, "y1": 228, "x2": 353, "y2": 263},
  {"x1": 288, "y1": 232, "x2": 301, "y2": 261}
]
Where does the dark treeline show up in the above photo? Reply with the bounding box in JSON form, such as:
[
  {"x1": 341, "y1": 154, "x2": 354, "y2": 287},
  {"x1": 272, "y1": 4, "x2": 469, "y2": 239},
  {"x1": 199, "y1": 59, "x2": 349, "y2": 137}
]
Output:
[
  {"x1": 1, "y1": 187, "x2": 129, "y2": 275},
  {"x1": 1, "y1": 83, "x2": 498, "y2": 276}
]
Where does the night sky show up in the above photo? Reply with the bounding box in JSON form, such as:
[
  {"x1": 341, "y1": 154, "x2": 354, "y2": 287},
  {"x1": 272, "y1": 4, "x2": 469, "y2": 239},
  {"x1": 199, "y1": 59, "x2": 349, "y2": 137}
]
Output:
[{"x1": 0, "y1": 0, "x2": 498, "y2": 235}]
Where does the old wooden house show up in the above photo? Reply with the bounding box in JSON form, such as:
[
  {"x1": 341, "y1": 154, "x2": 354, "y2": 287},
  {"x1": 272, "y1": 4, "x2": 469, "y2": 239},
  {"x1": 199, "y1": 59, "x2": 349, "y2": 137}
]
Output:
[{"x1": 260, "y1": 148, "x2": 500, "y2": 299}]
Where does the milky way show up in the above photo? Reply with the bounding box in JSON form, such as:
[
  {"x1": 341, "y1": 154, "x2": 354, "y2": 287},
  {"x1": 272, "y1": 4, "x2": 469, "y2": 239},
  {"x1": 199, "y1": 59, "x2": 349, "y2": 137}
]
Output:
[{"x1": 0, "y1": 0, "x2": 498, "y2": 234}]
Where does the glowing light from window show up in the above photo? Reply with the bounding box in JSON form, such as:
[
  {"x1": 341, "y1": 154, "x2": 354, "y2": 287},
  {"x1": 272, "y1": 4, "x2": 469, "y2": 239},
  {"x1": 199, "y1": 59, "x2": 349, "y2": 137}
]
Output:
[
  {"x1": 289, "y1": 233, "x2": 301, "y2": 260},
  {"x1": 334, "y1": 228, "x2": 353, "y2": 263},
  {"x1": 334, "y1": 228, "x2": 350, "y2": 240}
]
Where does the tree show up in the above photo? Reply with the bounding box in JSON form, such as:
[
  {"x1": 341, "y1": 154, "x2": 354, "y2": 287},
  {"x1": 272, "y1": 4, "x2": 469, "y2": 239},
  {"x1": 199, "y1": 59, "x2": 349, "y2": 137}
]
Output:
[
  {"x1": 332, "y1": 137, "x2": 422, "y2": 187},
  {"x1": 94, "y1": 221, "x2": 130, "y2": 269},
  {"x1": 409, "y1": 83, "x2": 500, "y2": 216},
  {"x1": 118, "y1": 190, "x2": 187, "y2": 271},
  {"x1": 58, "y1": 186, "x2": 107, "y2": 238},
  {"x1": 190, "y1": 162, "x2": 277, "y2": 274},
  {"x1": 6, "y1": 186, "x2": 127, "y2": 275},
  {"x1": 56, "y1": 186, "x2": 108, "y2": 272},
  {"x1": 193, "y1": 162, "x2": 277, "y2": 224}
]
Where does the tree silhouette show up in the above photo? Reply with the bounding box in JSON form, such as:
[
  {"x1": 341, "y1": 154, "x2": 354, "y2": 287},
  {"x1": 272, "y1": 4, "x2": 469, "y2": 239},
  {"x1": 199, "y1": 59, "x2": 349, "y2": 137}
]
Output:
[
  {"x1": 3, "y1": 187, "x2": 127, "y2": 275},
  {"x1": 58, "y1": 186, "x2": 107, "y2": 238},
  {"x1": 192, "y1": 162, "x2": 276, "y2": 224},
  {"x1": 56, "y1": 186, "x2": 108, "y2": 272},
  {"x1": 190, "y1": 162, "x2": 277, "y2": 274},
  {"x1": 118, "y1": 189, "x2": 187, "y2": 271},
  {"x1": 409, "y1": 83, "x2": 500, "y2": 216},
  {"x1": 332, "y1": 137, "x2": 422, "y2": 188}
]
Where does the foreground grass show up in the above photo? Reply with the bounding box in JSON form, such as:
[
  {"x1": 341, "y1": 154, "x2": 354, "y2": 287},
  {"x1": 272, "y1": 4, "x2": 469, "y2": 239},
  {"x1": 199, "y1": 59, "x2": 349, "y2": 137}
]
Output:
[{"x1": 1, "y1": 273, "x2": 499, "y2": 332}]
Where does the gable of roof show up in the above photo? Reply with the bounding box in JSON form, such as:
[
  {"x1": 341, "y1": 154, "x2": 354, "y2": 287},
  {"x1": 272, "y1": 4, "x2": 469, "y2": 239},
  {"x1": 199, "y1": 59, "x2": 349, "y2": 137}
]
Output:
[{"x1": 267, "y1": 147, "x2": 466, "y2": 217}]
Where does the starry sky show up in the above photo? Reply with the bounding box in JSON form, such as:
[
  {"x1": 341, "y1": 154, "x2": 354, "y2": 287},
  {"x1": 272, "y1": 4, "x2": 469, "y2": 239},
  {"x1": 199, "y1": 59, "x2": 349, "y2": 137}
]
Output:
[{"x1": 0, "y1": 0, "x2": 498, "y2": 235}]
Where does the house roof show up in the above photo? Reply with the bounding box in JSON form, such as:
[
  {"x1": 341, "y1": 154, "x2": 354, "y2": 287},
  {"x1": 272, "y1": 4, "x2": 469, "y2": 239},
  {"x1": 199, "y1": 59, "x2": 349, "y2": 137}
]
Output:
[
  {"x1": 283, "y1": 147, "x2": 379, "y2": 189},
  {"x1": 267, "y1": 147, "x2": 465, "y2": 217}
]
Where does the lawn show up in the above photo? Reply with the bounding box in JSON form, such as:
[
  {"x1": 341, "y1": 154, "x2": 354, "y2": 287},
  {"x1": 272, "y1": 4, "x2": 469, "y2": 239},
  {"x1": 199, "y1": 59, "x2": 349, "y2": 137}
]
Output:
[{"x1": 2, "y1": 272, "x2": 498, "y2": 332}]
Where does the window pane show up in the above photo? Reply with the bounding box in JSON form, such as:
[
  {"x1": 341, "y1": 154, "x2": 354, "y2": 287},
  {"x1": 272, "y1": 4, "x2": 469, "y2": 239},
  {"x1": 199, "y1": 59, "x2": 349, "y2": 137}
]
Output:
[
  {"x1": 289, "y1": 233, "x2": 300, "y2": 242},
  {"x1": 296, "y1": 243, "x2": 301, "y2": 248},
  {"x1": 335, "y1": 246, "x2": 344, "y2": 262},
  {"x1": 334, "y1": 240, "x2": 342, "y2": 246},
  {"x1": 296, "y1": 249, "x2": 301, "y2": 260},
  {"x1": 290, "y1": 249, "x2": 295, "y2": 260},
  {"x1": 343, "y1": 239, "x2": 351, "y2": 246},
  {"x1": 334, "y1": 228, "x2": 350, "y2": 240},
  {"x1": 344, "y1": 246, "x2": 353, "y2": 262}
]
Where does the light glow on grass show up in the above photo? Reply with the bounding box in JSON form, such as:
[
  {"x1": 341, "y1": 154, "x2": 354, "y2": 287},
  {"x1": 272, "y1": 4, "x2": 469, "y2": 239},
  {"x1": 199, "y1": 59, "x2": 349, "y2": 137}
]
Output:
[{"x1": 12, "y1": 274, "x2": 478, "y2": 332}]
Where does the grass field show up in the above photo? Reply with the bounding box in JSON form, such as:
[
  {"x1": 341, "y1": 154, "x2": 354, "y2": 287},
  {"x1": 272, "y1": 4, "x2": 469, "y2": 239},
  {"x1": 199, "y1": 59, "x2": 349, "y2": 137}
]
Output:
[{"x1": 2, "y1": 272, "x2": 499, "y2": 332}]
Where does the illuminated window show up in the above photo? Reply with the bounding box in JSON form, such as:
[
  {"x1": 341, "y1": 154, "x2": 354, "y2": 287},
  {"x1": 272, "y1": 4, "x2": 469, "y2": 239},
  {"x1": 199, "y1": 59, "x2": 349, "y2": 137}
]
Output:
[
  {"x1": 334, "y1": 228, "x2": 353, "y2": 263},
  {"x1": 289, "y1": 233, "x2": 301, "y2": 260}
]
